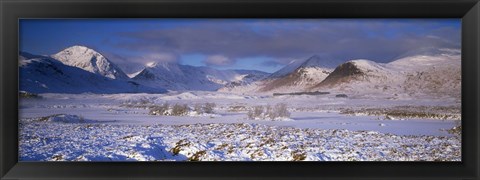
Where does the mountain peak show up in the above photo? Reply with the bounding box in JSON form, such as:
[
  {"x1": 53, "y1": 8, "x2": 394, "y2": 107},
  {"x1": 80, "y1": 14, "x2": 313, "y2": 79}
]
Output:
[
  {"x1": 312, "y1": 59, "x2": 391, "y2": 89},
  {"x1": 60, "y1": 45, "x2": 100, "y2": 56},
  {"x1": 51, "y1": 45, "x2": 128, "y2": 79},
  {"x1": 54, "y1": 45, "x2": 104, "y2": 62},
  {"x1": 299, "y1": 54, "x2": 337, "y2": 69},
  {"x1": 145, "y1": 61, "x2": 177, "y2": 68},
  {"x1": 146, "y1": 61, "x2": 158, "y2": 68},
  {"x1": 67, "y1": 45, "x2": 93, "y2": 50},
  {"x1": 269, "y1": 55, "x2": 336, "y2": 78}
]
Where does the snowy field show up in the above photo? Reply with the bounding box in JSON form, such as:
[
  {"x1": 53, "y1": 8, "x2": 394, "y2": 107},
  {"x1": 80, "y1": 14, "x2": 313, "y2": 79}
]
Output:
[{"x1": 19, "y1": 92, "x2": 461, "y2": 161}]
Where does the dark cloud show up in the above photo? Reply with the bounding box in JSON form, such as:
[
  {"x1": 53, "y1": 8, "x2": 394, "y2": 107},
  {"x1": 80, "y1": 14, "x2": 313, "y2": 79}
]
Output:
[{"x1": 110, "y1": 19, "x2": 460, "y2": 66}]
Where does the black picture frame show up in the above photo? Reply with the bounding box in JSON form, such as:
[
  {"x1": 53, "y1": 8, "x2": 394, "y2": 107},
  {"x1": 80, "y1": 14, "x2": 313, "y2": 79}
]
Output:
[{"x1": 1, "y1": 0, "x2": 479, "y2": 179}]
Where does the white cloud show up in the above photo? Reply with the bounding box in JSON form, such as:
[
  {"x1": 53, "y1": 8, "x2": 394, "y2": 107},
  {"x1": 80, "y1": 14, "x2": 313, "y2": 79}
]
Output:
[
  {"x1": 144, "y1": 52, "x2": 178, "y2": 63},
  {"x1": 204, "y1": 55, "x2": 234, "y2": 66}
]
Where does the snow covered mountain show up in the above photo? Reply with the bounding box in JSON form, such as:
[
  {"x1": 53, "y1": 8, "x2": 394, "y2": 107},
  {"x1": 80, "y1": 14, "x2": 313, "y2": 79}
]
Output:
[
  {"x1": 387, "y1": 49, "x2": 461, "y2": 98},
  {"x1": 313, "y1": 59, "x2": 396, "y2": 88},
  {"x1": 20, "y1": 46, "x2": 269, "y2": 93},
  {"x1": 220, "y1": 55, "x2": 335, "y2": 93},
  {"x1": 222, "y1": 70, "x2": 271, "y2": 90},
  {"x1": 268, "y1": 55, "x2": 337, "y2": 78},
  {"x1": 310, "y1": 49, "x2": 461, "y2": 98},
  {"x1": 51, "y1": 46, "x2": 129, "y2": 79},
  {"x1": 220, "y1": 49, "x2": 460, "y2": 99},
  {"x1": 308, "y1": 59, "x2": 400, "y2": 97},
  {"x1": 19, "y1": 52, "x2": 165, "y2": 94},
  {"x1": 20, "y1": 44, "x2": 460, "y2": 98},
  {"x1": 133, "y1": 61, "x2": 269, "y2": 91},
  {"x1": 259, "y1": 55, "x2": 335, "y2": 92}
]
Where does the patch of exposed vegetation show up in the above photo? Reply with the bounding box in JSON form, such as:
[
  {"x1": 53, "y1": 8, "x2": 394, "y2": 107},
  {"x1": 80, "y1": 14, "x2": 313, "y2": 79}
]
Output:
[
  {"x1": 171, "y1": 139, "x2": 191, "y2": 155},
  {"x1": 447, "y1": 125, "x2": 461, "y2": 136},
  {"x1": 171, "y1": 104, "x2": 189, "y2": 116},
  {"x1": 188, "y1": 150, "x2": 207, "y2": 161},
  {"x1": 291, "y1": 150, "x2": 307, "y2": 161},
  {"x1": 148, "y1": 103, "x2": 170, "y2": 115},
  {"x1": 51, "y1": 154, "x2": 64, "y2": 161},
  {"x1": 19, "y1": 91, "x2": 41, "y2": 99},
  {"x1": 340, "y1": 105, "x2": 460, "y2": 120}
]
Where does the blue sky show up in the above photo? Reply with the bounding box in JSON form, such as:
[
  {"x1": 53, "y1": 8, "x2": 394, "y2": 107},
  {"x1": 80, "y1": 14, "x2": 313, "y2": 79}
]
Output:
[{"x1": 20, "y1": 19, "x2": 461, "y2": 73}]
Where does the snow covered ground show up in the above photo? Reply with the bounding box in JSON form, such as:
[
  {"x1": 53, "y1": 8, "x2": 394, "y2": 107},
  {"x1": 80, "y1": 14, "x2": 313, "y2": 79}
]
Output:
[{"x1": 19, "y1": 92, "x2": 461, "y2": 161}]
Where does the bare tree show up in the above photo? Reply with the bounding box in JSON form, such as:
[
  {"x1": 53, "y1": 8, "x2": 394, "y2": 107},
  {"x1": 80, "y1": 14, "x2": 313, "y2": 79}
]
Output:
[
  {"x1": 265, "y1": 105, "x2": 274, "y2": 120},
  {"x1": 274, "y1": 103, "x2": 290, "y2": 118}
]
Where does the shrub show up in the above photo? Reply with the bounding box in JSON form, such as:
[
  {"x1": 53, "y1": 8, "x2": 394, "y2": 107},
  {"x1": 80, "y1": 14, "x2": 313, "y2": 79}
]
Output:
[
  {"x1": 203, "y1": 103, "x2": 216, "y2": 114},
  {"x1": 265, "y1": 105, "x2": 274, "y2": 120},
  {"x1": 253, "y1": 106, "x2": 264, "y2": 118},
  {"x1": 193, "y1": 103, "x2": 203, "y2": 114},
  {"x1": 192, "y1": 103, "x2": 216, "y2": 114},
  {"x1": 247, "y1": 103, "x2": 290, "y2": 120},
  {"x1": 171, "y1": 104, "x2": 189, "y2": 116},
  {"x1": 228, "y1": 105, "x2": 247, "y2": 112},
  {"x1": 247, "y1": 109, "x2": 255, "y2": 119},
  {"x1": 274, "y1": 103, "x2": 290, "y2": 118},
  {"x1": 247, "y1": 106, "x2": 264, "y2": 120},
  {"x1": 149, "y1": 103, "x2": 215, "y2": 116},
  {"x1": 447, "y1": 125, "x2": 461, "y2": 136},
  {"x1": 149, "y1": 103, "x2": 170, "y2": 115}
]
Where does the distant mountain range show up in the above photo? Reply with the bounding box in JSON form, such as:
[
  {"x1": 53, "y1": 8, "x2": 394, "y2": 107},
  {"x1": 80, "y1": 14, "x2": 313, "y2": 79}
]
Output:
[
  {"x1": 19, "y1": 45, "x2": 461, "y2": 98},
  {"x1": 19, "y1": 45, "x2": 268, "y2": 93},
  {"x1": 132, "y1": 61, "x2": 269, "y2": 91},
  {"x1": 221, "y1": 49, "x2": 461, "y2": 99}
]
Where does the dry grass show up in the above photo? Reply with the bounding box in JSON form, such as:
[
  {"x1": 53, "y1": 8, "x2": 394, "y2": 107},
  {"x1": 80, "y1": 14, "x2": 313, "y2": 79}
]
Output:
[
  {"x1": 340, "y1": 105, "x2": 460, "y2": 120},
  {"x1": 19, "y1": 91, "x2": 42, "y2": 99}
]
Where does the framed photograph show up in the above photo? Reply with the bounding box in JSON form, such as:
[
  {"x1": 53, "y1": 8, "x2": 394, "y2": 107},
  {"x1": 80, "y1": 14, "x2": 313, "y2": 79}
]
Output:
[{"x1": 1, "y1": 0, "x2": 479, "y2": 179}]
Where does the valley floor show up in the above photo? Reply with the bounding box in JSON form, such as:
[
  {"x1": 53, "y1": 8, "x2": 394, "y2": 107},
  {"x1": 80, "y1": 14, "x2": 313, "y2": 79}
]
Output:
[{"x1": 19, "y1": 92, "x2": 461, "y2": 161}]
